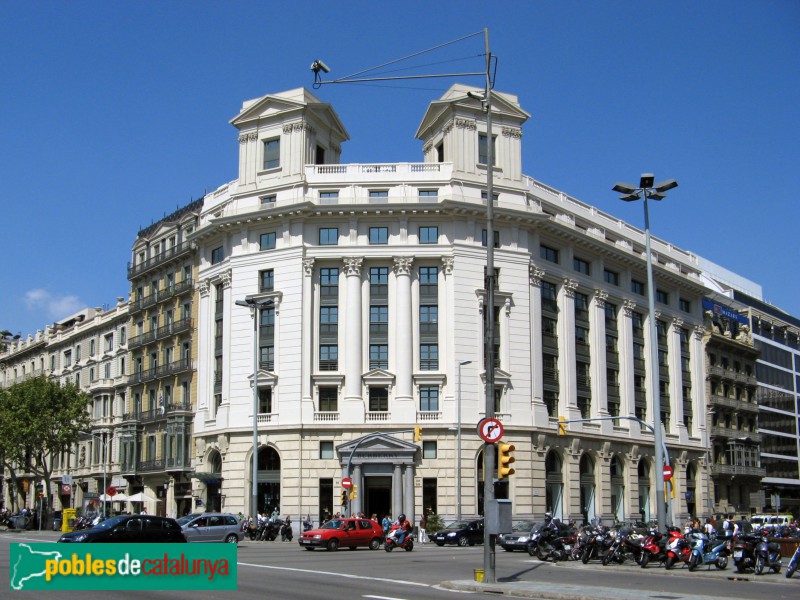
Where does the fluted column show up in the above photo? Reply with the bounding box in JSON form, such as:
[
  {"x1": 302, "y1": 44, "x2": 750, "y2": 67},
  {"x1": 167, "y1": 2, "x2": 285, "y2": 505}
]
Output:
[
  {"x1": 392, "y1": 464, "x2": 403, "y2": 518},
  {"x1": 393, "y1": 257, "x2": 414, "y2": 420},
  {"x1": 403, "y1": 464, "x2": 415, "y2": 527},
  {"x1": 529, "y1": 264, "x2": 548, "y2": 422},
  {"x1": 301, "y1": 258, "x2": 315, "y2": 421},
  {"x1": 343, "y1": 258, "x2": 364, "y2": 420}
]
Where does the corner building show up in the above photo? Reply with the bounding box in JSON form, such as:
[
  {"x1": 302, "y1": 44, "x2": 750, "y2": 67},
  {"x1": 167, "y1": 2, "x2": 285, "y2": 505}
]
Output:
[{"x1": 190, "y1": 86, "x2": 710, "y2": 526}]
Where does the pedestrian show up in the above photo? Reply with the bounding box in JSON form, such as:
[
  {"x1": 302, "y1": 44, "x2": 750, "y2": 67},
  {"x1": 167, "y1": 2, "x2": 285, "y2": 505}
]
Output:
[
  {"x1": 703, "y1": 517, "x2": 715, "y2": 537},
  {"x1": 382, "y1": 514, "x2": 391, "y2": 536},
  {"x1": 419, "y1": 513, "x2": 428, "y2": 544}
]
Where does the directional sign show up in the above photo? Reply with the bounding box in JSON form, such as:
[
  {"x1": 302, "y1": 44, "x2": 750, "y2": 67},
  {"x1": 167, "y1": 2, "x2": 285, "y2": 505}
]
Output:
[
  {"x1": 477, "y1": 417, "x2": 504, "y2": 443},
  {"x1": 663, "y1": 465, "x2": 674, "y2": 482},
  {"x1": 341, "y1": 477, "x2": 353, "y2": 489}
]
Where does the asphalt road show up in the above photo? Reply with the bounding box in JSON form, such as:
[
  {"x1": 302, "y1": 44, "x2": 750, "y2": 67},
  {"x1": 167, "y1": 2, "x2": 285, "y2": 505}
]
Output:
[{"x1": 2, "y1": 530, "x2": 799, "y2": 600}]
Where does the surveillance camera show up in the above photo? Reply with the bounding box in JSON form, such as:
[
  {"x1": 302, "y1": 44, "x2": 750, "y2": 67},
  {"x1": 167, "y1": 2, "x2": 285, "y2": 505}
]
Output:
[{"x1": 311, "y1": 60, "x2": 330, "y2": 74}]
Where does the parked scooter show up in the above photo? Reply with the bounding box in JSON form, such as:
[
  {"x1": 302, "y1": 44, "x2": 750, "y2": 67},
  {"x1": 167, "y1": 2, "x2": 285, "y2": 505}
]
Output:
[
  {"x1": 786, "y1": 540, "x2": 800, "y2": 578},
  {"x1": 639, "y1": 528, "x2": 677, "y2": 568},
  {"x1": 687, "y1": 532, "x2": 730, "y2": 571},
  {"x1": 754, "y1": 533, "x2": 782, "y2": 575},
  {"x1": 732, "y1": 533, "x2": 761, "y2": 573}
]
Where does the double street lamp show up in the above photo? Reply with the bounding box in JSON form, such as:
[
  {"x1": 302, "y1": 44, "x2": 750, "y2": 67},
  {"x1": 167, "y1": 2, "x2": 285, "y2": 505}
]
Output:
[
  {"x1": 236, "y1": 295, "x2": 275, "y2": 527},
  {"x1": 612, "y1": 173, "x2": 678, "y2": 532},
  {"x1": 79, "y1": 430, "x2": 130, "y2": 518}
]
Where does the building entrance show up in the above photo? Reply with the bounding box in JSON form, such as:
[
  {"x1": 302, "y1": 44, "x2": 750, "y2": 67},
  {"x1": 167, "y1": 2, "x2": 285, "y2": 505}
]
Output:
[{"x1": 365, "y1": 476, "x2": 391, "y2": 520}]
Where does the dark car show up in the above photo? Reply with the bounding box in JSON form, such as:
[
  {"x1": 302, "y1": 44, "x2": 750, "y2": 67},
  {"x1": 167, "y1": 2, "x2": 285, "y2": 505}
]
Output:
[
  {"x1": 432, "y1": 518, "x2": 484, "y2": 547},
  {"x1": 58, "y1": 514, "x2": 187, "y2": 543},
  {"x1": 498, "y1": 520, "x2": 538, "y2": 552},
  {"x1": 177, "y1": 512, "x2": 243, "y2": 543},
  {"x1": 298, "y1": 517, "x2": 383, "y2": 551}
]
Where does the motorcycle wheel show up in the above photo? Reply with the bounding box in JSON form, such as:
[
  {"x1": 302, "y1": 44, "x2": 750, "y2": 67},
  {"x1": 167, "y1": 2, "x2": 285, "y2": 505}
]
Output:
[
  {"x1": 602, "y1": 550, "x2": 614, "y2": 566},
  {"x1": 384, "y1": 541, "x2": 394, "y2": 552},
  {"x1": 527, "y1": 543, "x2": 537, "y2": 557},
  {"x1": 715, "y1": 557, "x2": 728, "y2": 570},
  {"x1": 664, "y1": 555, "x2": 676, "y2": 570},
  {"x1": 537, "y1": 545, "x2": 550, "y2": 562},
  {"x1": 688, "y1": 554, "x2": 699, "y2": 572},
  {"x1": 640, "y1": 553, "x2": 651, "y2": 569},
  {"x1": 755, "y1": 555, "x2": 764, "y2": 575},
  {"x1": 736, "y1": 560, "x2": 747, "y2": 574},
  {"x1": 404, "y1": 539, "x2": 414, "y2": 552},
  {"x1": 581, "y1": 548, "x2": 591, "y2": 564}
]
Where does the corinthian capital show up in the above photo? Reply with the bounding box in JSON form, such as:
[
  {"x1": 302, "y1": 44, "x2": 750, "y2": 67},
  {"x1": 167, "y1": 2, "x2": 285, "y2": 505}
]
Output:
[
  {"x1": 393, "y1": 256, "x2": 414, "y2": 276},
  {"x1": 343, "y1": 257, "x2": 363, "y2": 276}
]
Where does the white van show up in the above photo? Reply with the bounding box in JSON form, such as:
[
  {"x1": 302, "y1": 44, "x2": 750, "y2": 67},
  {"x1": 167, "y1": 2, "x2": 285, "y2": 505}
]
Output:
[{"x1": 750, "y1": 514, "x2": 793, "y2": 531}]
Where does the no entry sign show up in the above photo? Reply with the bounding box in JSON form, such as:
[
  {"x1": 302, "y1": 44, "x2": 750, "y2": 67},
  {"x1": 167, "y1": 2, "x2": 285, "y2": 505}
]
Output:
[{"x1": 341, "y1": 477, "x2": 353, "y2": 489}]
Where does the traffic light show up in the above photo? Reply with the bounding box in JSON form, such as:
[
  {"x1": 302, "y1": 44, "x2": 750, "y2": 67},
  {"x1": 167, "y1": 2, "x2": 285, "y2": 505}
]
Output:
[
  {"x1": 558, "y1": 416, "x2": 567, "y2": 436},
  {"x1": 340, "y1": 490, "x2": 347, "y2": 506},
  {"x1": 414, "y1": 426, "x2": 422, "y2": 442},
  {"x1": 349, "y1": 485, "x2": 358, "y2": 500},
  {"x1": 497, "y1": 442, "x2": 516, "y2": 478}
]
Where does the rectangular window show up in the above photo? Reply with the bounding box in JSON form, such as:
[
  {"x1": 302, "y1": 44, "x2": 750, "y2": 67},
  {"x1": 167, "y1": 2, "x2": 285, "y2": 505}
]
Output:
[
  {"x1": 211, "y1": 246, "x2": 224, "y2": 265},
  {"x1": 656, "y1": 289, "x2": 669, "y2": 304},
  {"x1": 260, "y1": 232, "x2": 276, "y2": 250},
  {"x1": 369, "y1": 190, "x2": 388, "y2": 202},
  {"x1": 478, "y1": 133, "x2": 496, "y2": 165},
  {"x1": 315, "y1": 145, "x2": 326, "y2": 165},
  {"x1": 420, "y1": 386, "x2": 439, "y2": 411},
  {"x1": 319, "y1": 227, "x2": 338, "y2": 245},
  {"x1": 540, "y1": 244, "x2": 559, "y2": 264},
  {"x1": 679, "y1": 298, "x2": 691, "y2": 313},
  {"x1": 604, "y1": 269, "x2": 619, "y2": 286},
  {"x1": 260, "y1": 345, "x2": 274, "y2": 370},
  {"x1": 369, "y1": 227, "x2": 388, "y2": 244},
  {"x1": 319, "y1": 387, "x2": 338, "y2": 412},
  {"x1": 104, "y1": 334, "x2": 113, "y2": 352},
  {"x1": 119, "y1": 327, "x2": 126, "y2": 344},
  {"x1": 319, "y1": 345, "x2": 338, "y2": 371},
  {"x1": 258, "y1": 388, "x2": 272, "y2": 414},
  {"x1": 319, "y1": 306, "x2": 338, "y2": 334},
  {"x1": 370, "y1": 305, "x2": 388, "y2": 335},
  {"x1": 369, "y1": 344, "x2": 388, "y2": 369},
  {"x1": 321, "y1": 268, "x2": 339, "y2": 298},
  {"x1": 631, "y1": 279, "x2": 645, "y2": 295},
  {"x1": 369, "y1": 387, "x2": 389, "y2": 412},
  {"x1": 541, "y1": 281, "x2": 558, "y2": 311},
  {"x1": 319, "y1": 191, "x2": 339, "y2": 204},
  {"x1": 422, "y1": 441, "x2": 437, "y2": 460},
  {"x1": 419, "y1": 226, "x2": 438, "y2": 244},
  {"x1": 263, "y1": 138, "x2": 280, "y2": 170},
  {"x1": 481, "y1": 229, "x2": 500, "y2": 248},
  {"x1": 90, "y1": 339, "x2": 96, "y2": 356},
  {"x1": 259, "y1": 269, "x2": 274, "y2": 293},
  {"x1": 420, "y1": 343, "x2": 439, "y2": 370},
  {"x1": 419, "y1": 189, "x2": 438, "y2": 198},
  {"x1": 260, "y1": 195, "x2": 276, "y2": 205},
  {"x1": 319, "y1": 440, "x2": 334, "y2": 459},
  {"x1": 573, "y1": 257, "x2": 590, "y2": 275}
]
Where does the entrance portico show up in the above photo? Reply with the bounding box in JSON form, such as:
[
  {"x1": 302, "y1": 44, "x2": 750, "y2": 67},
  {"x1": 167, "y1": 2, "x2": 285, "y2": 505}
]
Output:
[{"x1": 337, "y1": 434, "x2": 419, "y2": 523}]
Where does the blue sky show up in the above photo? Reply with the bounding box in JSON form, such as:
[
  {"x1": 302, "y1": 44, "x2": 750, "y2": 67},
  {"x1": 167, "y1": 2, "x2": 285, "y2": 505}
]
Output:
[{"x1": 2, "y1": 1, "x2": 798, "y2": 338}]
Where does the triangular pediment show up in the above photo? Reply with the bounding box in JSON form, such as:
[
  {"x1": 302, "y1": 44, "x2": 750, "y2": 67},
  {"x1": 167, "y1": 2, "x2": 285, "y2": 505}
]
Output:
[
  {"x1": 230, "y1": 87, "x2": 349, "y2": 140},
  {"x1": 416, "y1": 83, "x2": 530, "y2": 140},
  {"x1": 362, "y1": 368, "x2": 395, "y2": 385},
  {"x1": 336, "y1": 434, "x2": 419, "y2": 456},
  {"x1": 247, "y1": 369, "x2": 277, "y2": 387}
]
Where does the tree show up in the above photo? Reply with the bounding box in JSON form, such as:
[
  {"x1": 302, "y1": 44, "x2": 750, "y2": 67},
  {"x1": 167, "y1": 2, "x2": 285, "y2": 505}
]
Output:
[{"x1": 0, "y1": 376, "x2": 91, "y2": 516}]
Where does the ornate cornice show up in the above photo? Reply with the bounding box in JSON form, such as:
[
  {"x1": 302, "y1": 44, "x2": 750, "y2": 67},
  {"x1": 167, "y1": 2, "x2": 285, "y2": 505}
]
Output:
[
  {"x1": 455, "y1": 118, "x2": 477, "y2": 130},
  {"x1": 283, "y1": 122, "x2": 315, "y2": 135},
  {"x1": 501, "y1": 126, "x2": 522, "y2": 139}
]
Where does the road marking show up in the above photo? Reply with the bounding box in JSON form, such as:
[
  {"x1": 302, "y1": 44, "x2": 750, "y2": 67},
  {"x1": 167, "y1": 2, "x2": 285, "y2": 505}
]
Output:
[
  {"x1": 2, "y1": 536, "x2": 57, "y2": 543},
  {"x1": 238, "y1": 562, "x2": 431, "y2": 588},
  {"x1": 363, "y1": 596, "x2": 407, "y2": 600}
]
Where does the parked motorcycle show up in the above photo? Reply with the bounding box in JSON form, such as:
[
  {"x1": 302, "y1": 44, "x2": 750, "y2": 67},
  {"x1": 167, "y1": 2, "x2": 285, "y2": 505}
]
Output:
[
  {"x1": 786, "y1": 540, "x2": 800, "y2": 578},
  {"x1": 580, "y1": 525, "x2": 610, "y2": 564},
  {"x1": 687, "y1": 532, "x2": 730, "y2": 571},
  {"x1": 639, "y1": 528, "x2": 675, "y2": 568},
  {"x1": 602, "y1": 527, "x2": 643, "y2": 566},
  {"x1": 664, "y1": 530, "x2": 691, "y2": 569},
  {"x1": 528, "y1": 524, "x2": 574, "y2": 562},
  {"x1": 754, "y1": 533, "x2": 782, "y2": 575},
  {"x1": 384, "y1": 527, "x2": 414, "y2": 552},
  {"x1": 732, "y1": 533, "x2": 761, "y2": 573}
]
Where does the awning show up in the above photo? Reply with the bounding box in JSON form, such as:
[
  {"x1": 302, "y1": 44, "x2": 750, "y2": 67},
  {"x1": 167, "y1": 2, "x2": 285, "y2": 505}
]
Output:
[{"x1": 189, "y1": 472, "x2": 223, "y2": 484}]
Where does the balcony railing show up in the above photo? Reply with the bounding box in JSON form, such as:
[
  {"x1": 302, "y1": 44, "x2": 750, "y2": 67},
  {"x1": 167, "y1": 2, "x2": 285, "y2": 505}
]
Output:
[
  {"x1": 166, "y1": 456, "x2": 193, "y2": 470},
  {"x1": 127, "y1": 241, "x2": 193, "y2": 279},
  {"x1": 710, "y1": 464, "x2": 766, "y2": 478},
  {"x1": 709, "y1": 394, "x2": 759, "y2": 413},
  {"x1": 416, "y1": 411, "x2": 441, "y2": 422},
  {"x1": 138, "y1": 459, "x2": 165, "y2": 473},
  {"x1": 123, "y1": 400, "x2": 192, "y2": 422},
  {"x1": 366, "y1": 411, "x2": 390, "y2": 422},
  {"x1": 314, "y1": 411, "x2": 339, "y2": 422},
  {"x1": 710, "y1": 426, "x2": 761, "y2": 443},
  {"x1": 256, "y1": 413, "x2": 275, "y2": 424}
]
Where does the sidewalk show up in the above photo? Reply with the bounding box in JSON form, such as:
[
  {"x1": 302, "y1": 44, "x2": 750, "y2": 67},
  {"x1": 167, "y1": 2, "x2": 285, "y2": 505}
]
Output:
[{"x1": 441, "y1": 578, "x2": 734, "y2": 600}]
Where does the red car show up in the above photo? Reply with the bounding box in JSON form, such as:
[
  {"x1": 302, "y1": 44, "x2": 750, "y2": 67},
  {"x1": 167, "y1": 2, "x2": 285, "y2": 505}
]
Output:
[{"x1": 298, "y1": 517, "x2": 384, "y2": 551}]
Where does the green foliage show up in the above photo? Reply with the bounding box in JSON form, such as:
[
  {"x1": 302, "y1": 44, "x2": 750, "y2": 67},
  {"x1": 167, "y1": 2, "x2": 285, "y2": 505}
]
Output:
[
  {"x1": 0, "y1": 376, "x2": 92, "y2": 502},
  {"x1": 425, "y1": 512, "x2": 445, "y2": 534}
]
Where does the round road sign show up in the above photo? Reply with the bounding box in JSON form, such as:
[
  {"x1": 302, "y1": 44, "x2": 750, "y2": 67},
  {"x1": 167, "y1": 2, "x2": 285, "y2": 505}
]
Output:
[
  {"x1": 663, "y1": 465, "x2": 674, "y2": 482},
  {"x1": 477, "y1": 417, "x2": 504, "y2": 443},
  {"x1": 341, "y1": 477, "x2": 353, "y2": 489},
  {"x1": 106, "y1": 486, "x2": 117, "y2": 497}
]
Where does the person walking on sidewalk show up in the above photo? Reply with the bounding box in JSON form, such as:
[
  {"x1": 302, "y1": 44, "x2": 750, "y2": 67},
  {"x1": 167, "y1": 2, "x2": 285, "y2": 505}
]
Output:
[{"x1": 419, "y1": 514, "x2": 428, "y2": 544}]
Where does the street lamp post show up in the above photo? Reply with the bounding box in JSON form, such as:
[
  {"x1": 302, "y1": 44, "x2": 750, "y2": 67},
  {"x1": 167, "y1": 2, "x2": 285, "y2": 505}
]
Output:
[
  {"x1": 612, "y1": 173, "x2": 678, "y2": 532},
  {"x1": 236, "y1": 296, "x2": 274, "y2": 527},
  {"x1": 79, "y1": 431, "x2": 124, "y2": 518},
  {"x1": 456, "y1": 359, "x2": 472, "y2": 521}
]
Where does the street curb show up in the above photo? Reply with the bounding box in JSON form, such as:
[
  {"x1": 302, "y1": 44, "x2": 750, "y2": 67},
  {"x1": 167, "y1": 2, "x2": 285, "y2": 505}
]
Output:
[{"x1": 440, "y1": 579, "x2": 732, "y2": 600}]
